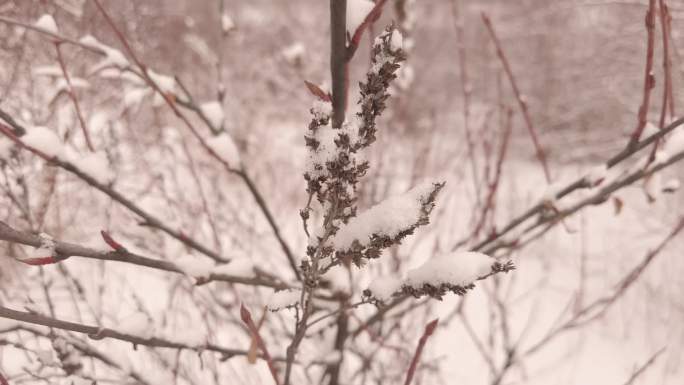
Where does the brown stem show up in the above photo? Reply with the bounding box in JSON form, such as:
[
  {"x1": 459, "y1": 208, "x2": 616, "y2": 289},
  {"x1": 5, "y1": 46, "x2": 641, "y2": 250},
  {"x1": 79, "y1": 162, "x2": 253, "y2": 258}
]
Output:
[
  {"x1": 0, "y1": 305, "x2": 269, "y2": 360},
  {"x1": 330, "y1": 0, "x2": 348, "y2": 128},
  {"x1": 0, "y1": 220, "x2": 287, "y2": 289},
  {"x1": 54, "y1": 42, "x2": 94, "y2": 152},
  {"x1": 628, "y1": 0, "x2": 657, "y2": 147}
]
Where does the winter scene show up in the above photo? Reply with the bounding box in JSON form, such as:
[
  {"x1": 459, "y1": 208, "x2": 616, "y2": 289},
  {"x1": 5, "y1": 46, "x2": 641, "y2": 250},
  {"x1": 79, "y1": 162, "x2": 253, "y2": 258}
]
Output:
[{"x1": 0, "y1": 0, "x2": 683, "y2": 384}]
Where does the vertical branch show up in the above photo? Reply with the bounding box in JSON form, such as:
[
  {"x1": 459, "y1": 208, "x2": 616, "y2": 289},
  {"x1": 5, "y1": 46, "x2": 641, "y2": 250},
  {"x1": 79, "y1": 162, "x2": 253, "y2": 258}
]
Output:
[
  {"x1": 481, "y1": 13, "x2": 551, "y2": 183},
  {"x1": 404, "y1": 318, "x2": 439, "y2": 385},
  {"x1": 240, "y1": 304, "x2": 281, "y2": 385},
  {"x1": 450, "y1": 0, "x2": 482, "y2": 207},
  {"x1": 330, "y1": 0, "x2": 348, "y2": 128},
  {"x1": 325, "y1": 301, "x2": 349, "y2": 385},
  {"x1": 628, "y1": 0, "x2": 657, "y2": 147},
  {"x1": 658, "y1": 0, "x2": 673, "y2": 127},
  {"x1": 54, "y1": 42, "x2": 94, "y2": 152}
]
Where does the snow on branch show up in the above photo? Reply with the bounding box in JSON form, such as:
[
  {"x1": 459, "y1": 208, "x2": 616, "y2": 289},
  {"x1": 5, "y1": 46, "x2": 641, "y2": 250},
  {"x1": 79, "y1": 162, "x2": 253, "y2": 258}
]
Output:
[
  {"x1": 365, "y1": 252, "x2": 515, "y2": 302},
  {"x1": 332, "y1": 182, "x2": 444, "y2": 266}
]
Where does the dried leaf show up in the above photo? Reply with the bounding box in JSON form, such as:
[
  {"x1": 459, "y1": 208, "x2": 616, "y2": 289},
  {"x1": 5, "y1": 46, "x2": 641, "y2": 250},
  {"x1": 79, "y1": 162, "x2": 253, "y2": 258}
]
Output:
[
  {"x1": 247, "y1": 307, "x2": 267, "y2": 364},
  {"x1": 613, "y1": 196, "x2": 624, "y2": 215},
  {"x1": 304, "y1": 80, "x2": 331, "y2": 102}
]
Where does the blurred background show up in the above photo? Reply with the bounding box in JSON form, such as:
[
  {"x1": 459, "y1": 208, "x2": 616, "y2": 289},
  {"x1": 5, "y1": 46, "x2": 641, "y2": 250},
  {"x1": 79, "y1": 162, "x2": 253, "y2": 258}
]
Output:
[{"x1": 1, "y1": 0, "x2": 684, "y2": 384}]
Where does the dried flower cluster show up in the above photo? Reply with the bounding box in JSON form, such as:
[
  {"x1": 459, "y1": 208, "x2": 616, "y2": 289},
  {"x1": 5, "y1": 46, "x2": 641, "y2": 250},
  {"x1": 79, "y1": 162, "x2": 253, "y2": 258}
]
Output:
[{"x1": 302, "y1": 26, "x2": 422, "y2": 278}]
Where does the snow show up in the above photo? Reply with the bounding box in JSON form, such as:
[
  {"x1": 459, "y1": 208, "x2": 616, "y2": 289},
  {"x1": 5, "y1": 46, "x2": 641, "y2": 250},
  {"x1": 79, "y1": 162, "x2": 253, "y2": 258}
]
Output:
[
  {"x1": 35, "y1": 349, "x2": 55, "y2": 365},
  {"x1": 643, "y1": 121, "x2": 659, "y2": 138},
  {"x1": 347, "y1": 0, "x2": 375, "y2": 36},
  {"x1": 21, "y1": 126, "x2": 65, "y2": 159},
  {"x1": 320, "y1": 350, "x2": 342, "y2": 364},
  {"x1": 30, "y1": 233, "x2": 56, "y2": 259},
  {"x1": 206, "y1": 133, "x2": 241, "y2": 167},
  {"x1": 324, "y1": 265, "x2": 350, "y2": 293},
  {"x1": 88, "y1": 111, "x2": 109, "y2": 134},
  {"x1": 267, "y1": 289, "x2": 301, "y2": 311},
  {"x1": 282, "y1": 42, "x2": 306, "y2": 64},
  {"x1": 174, "y1": 255, "x2": 215, "y2": 279},
  {"x1": 221, "y1": 13, "x2": 235, "y2": 32},
  {"x1": 35, "y1": 14, "x2": 59, "y2": 34},
  {"x1": 200, "y1": 101, "x2": 225, "y2": 129},
  {"x1": 585, "y1": 164, "x2": 607, "y2": 186},
  {"x1": 123, "y1": 88, "x2": 150, "y2": 109},
  {"x1": 69, "y1": 151, "x2": 114, "y2": 185},
  {"x1": 539, "y1": 180, "x2": 567, "y2": 203},
  {"x1": 0, "y1": 138, "x2": 12, "y2": 160},
  {"x1": 54, "y1": 77, "x2": 90, "y2": 93},
  {"x1": 147, "y1": 69, "x2": 175, "y2": 94},
  {"x1": 33, "y1": 65, "x2": 63, "y2": 77},
  {"x1": 390, "y1": 29, "x2": 403, "y2": 51},
  {"x1": 663, "y1": 178, "x2": 680, "y2": 192},
  {"x1": 306, "y1": 123, "x2": 339, "y2": 177},
  {"x1": 311, "y1": 100, "x2": 332, "y2": 120},
  {"x1": 367, "y1": 275, "x2": 403, "y2": 301},
  {"x1": 117, "y1": 312, "x2": 154, "y2": 339},
  {"x1": 212, "y1": 257, "x2": 255, "y2": 276},
  {"x1": 404, "y1": 251, "x2": 494, "y2": 288},
  {"x1": 172, "y1": 328, "x2": 207, "y2": 347},
  {"x1": 332, "y1": 182, "x2": 438, "y2": 251},
  {"x1": 643, "y1": 173, "x2": 662, "y2": 202},
  {"x1": 395, "y1": 65, "x2": 415, "y2": 90},
  {"x1": 80, "y1": 35, "x2": 129, "y2": 70},
  {"x1": 60, "y1": 377, "x2": 91, "y2": 385},
  {"x1": 664, "y1": 125, "x2": 684, "y2": 154}
]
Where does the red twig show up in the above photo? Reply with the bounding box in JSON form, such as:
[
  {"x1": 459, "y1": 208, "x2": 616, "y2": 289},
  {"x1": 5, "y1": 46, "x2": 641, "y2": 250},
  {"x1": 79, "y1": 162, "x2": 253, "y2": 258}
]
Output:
[
  {"x1": 240, "y1": 304, "x2": 281, "y2": 385},
  {"x1": 658, "y1": 0, "x2": 673, "y2": 127},
  {"x1": 481, "y1": 13, "x2": 551, "y2": 183},
  {"x1": 100, "y1": 230, "x2": 124, "y2": 251},
  {"x1": 0, "y1": 371, "x2": 8, "y2": 385},
  {"x1": 19, "y1": 256, "x2": 61, "y2": 266},
  {"x1": 0, "y1": 122, "x2": 56, "y2": 161},
  {"x1": 348, "y1": 0, "x2": 388, "y2": 58},
  {"x1": 472, "y1": 108, "x2": 513, "y2": 241},
  {"x1": 628, "y1": 0, "x2": 657, "y2": 148},
  {"x1": 54, "y1": 41, "x2": 94, "y2": 152},
  {"x1": 646, "y1": 0, "x2": 673, "y2": 163},
  {"x1": 403, "y1": 318, "x2": 439, "y2": 385},
  {"x1": 450, "y1": 0, "x2": 482, "y2": 208}
]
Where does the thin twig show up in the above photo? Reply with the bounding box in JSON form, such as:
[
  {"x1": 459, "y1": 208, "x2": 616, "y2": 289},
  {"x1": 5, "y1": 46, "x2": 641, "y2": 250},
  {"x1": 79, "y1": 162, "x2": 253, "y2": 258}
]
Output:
[
  {"x1": 628, "y1": 0, "x2": 657, "y2": 147},
  {"x1": 0, "y1": 220, "x2": 287, "y2": 289},
  {"x1": 240, "y1": 304, "x2": 281, "y2": 385},
  {"x1": 404, "y1": 318, "x2": 439, "y2": 385},
  {"x1": 54, "y1": 42, "x2": 94, "y2": 152},
  {"x1": 0, "y1": 305, "x2": 272, "y2": 360},
  {"x1": 481, "y1": 12, "x2": 551, "y2": 183},
  {"x1": 622, "y1": 347, "x2": 666, "y2": 385}
]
